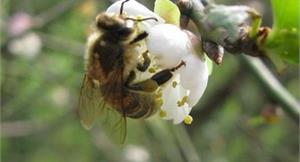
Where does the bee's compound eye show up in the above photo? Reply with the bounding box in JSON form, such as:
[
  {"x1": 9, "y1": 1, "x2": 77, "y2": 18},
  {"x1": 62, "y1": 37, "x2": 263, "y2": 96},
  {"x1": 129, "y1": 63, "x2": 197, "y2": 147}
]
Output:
[{"x1": 116, "y1": 27, "x2": 133, "y2": 36}]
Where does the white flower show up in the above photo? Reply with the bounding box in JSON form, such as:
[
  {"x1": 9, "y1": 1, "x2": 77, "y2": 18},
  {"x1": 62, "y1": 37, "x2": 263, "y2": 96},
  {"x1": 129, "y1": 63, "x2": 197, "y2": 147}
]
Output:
[
  {"x1": 106, "y1": 0, "x2": 209, "y2": 124},
  {"x1": 146, "y1": 24, "x2": 208, "y2": 124}
]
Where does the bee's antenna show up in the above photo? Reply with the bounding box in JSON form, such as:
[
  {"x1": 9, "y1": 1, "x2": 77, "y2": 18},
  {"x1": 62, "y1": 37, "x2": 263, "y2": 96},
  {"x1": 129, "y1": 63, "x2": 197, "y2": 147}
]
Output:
[
  {"x1": 125, "y1": 17, "x2": 158, "y2": 22},
  {"x1": 120, "y1": 0, "x2": 130, "y2": 15},
  {"x1": 140, "y1": 17, "x2": 159, "y2": 22}
]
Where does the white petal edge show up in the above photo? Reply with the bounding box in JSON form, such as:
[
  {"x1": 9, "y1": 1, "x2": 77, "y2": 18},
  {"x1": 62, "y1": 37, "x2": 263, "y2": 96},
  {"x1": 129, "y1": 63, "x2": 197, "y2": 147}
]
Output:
[
  {"x1": 180, "y1": 54, "x2": 209, "y2": 106},
  {"x1": 160, "y1": 75, "x2": 192, "y2": 124}
]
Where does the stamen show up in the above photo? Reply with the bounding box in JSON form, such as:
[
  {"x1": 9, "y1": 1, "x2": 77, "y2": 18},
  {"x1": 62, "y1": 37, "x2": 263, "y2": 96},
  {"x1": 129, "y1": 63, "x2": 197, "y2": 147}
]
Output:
[
  {"x1": 184, "y1": 115, "x2": 193, "y2": 125},
  {"x1": 172, "y1": 81, "x2": 178, "y2": 88},
  {"x1": 177, "y1": 100, "x2": 181, "y2": 106},
  {"x1": 155, "y1": 91, "x2": 163, "y2": 98},
  {"x1": 159, "y1": 110, "x2": 167, "y2": 118},
  {"x1": 177, "y1": 96, "x2": 189, "y2": 107},
  {"x1": 148, "y1": 67, "x2": 156, "y2": 73},
  {"x1": 182, "y1": 96, "x2": 188, "y2": 104},
  {"x1": 136, "y1": 15, "x2": 143, "y2": 21},
  {"x1": 157, "y1": 87, "x2": 162, "y2": 93},
  {"x1": 156, "y1": 98, "x2": 164, "y2": 107}
]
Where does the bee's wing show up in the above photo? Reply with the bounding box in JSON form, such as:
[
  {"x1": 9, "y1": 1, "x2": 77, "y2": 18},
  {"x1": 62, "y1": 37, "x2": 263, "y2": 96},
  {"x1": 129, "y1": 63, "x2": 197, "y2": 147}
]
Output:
[
  {"x1": 78, "y1": 74, "x2": 103, "y2": 129},
  {"x1": 101, "y1": 108, "x2": 127, "y2": 143},
  {"x1": 78, "y1": 75, "x2": 127, "y2": 143}
]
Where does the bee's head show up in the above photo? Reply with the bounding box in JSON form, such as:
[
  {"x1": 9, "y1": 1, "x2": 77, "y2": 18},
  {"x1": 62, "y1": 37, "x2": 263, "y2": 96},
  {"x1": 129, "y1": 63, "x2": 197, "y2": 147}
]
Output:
[{"x1": 95, "y1": 13, "x2": 135, "y2": 41}]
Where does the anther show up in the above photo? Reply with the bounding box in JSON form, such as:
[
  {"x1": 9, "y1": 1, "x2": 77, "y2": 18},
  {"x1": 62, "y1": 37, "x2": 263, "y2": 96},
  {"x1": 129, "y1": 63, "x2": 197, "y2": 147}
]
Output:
[{"x1": 184, "y1": 115, "x2": 193, "y2": 125}]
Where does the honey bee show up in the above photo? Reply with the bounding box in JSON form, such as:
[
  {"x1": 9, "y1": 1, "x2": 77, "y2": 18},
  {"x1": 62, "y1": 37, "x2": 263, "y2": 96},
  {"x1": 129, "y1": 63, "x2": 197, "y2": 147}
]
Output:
[{"x1": 78, "y1": 0, "x2": 185, "y2": 142}]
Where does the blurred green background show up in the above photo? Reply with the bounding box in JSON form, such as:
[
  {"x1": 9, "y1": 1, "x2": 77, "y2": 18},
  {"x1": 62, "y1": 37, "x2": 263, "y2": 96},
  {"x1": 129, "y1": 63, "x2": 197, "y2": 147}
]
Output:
[{"x1": 1, "y1": 0, "x2": 299, "y2": 162}]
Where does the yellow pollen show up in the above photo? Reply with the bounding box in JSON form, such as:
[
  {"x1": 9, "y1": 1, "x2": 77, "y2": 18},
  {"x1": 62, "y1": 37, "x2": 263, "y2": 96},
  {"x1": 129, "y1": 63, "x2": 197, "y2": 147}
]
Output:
[
  {"x1": 156, "y1": 98, "x2": 164, "y2": 107},
  {"x1": 155, "y1": 91, "x2": 163, "y2": 98},
  {"x1": 184, "y1": 115, "x2": 193, "y2": 125},
  {"x1": 148, "y1": 67, "x2": 156, "y2": 73},
  {"x1": 159, "y1": 110, "x2": 167, "y2": 118},
  {"x1": 182, "y1": 96, "x2": 188, "y2": 103},
  {"x1": 157, "y1": 88, "x2": 162, "y2": 93},
  {"x1": 153, "y1": 65, "x2": 159, "y2": 70},
  {"x1": 172, "y1": 81, "x2": 178, "y2": 88},
  {"x1": 177, "y1": 96, "x2": 189, "y2": 107},
  {"x1": 136, "y1": 15, "x2": 143, "y2": 21}
]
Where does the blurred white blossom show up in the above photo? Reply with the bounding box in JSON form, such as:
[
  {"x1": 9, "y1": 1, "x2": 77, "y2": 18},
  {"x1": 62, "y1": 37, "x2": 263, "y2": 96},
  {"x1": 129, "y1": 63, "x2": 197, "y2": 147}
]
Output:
[
  {"x1": 51, "y1": 87, "x2": 70, "y2": 107},
  {"x1": 8, "y1": 12, "x2": 33, "y2": 36},
  {"x1": 8, "y1": 32, "x2": 42, "y2": 59},
  {"x1": 123, "y1": 145, "x2": 150, "y2": 162}
]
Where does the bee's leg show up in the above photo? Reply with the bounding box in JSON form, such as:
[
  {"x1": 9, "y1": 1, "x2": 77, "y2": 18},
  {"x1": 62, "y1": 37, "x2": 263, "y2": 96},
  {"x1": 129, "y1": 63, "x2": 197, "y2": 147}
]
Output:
[
  {"x1": 130, "y1": 31, "x2": 148, "y2": 44},
  {"x1": 126, "y1": 61, "x2": 186, "y2": 92},
  {"x1": 137, "y1": 51, "x2": 151, "y2": 72},
  {"x1": 125, "y1": 70, "x2": 136, "y2": 86}
]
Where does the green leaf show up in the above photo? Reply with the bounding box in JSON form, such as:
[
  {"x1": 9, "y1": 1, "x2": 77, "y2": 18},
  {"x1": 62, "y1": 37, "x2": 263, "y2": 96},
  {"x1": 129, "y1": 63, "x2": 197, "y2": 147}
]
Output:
[
  {"x1": 272, "y1": 0, "x2": 298, "y2": 30},
  {"x1": 265, "y1": 0, "x2": 299, "y2": 64},
  {"x1": 154, "y1": 0, "x2": 180, "y2": 26},
  {"x1": 205, "y1": 55, "x2": 213, "y2": 76}
]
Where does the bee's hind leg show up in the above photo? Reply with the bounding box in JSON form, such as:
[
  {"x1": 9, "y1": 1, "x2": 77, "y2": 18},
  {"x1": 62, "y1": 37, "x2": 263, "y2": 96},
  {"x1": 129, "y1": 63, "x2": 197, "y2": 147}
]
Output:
[
  {"x1": 137, "y1": 50, "x2": 151, "y2": 72},
  {"x1": 126, "y1": 61, "x2": 186, "y2": 92}
]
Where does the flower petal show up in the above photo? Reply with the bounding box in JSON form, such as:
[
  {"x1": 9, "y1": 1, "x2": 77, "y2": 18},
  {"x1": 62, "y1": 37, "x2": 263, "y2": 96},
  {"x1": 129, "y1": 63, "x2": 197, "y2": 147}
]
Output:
[
  {"x1": 160, "y1": 74, "x2": 192, "y2": 124},
  {"x1": 160, "y1": 75, "x2": 180, "y2": 120},
  {"x1": 180, "y1": 54, "x2": 209, "y2": 107},
  {"x1": 146, "y1": 24, "x2": 190, "y2": 68}
]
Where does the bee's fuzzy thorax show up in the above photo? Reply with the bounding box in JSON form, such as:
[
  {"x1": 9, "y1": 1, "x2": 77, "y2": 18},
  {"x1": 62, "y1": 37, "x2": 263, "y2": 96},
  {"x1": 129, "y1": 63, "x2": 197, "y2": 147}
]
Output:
[{"x1": 85, "y1": 32, "x2": 101, "y2": 71}]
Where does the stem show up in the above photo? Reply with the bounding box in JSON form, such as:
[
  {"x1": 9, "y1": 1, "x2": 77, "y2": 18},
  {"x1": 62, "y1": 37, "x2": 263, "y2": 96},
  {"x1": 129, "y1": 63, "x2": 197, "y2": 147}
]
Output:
[
  {"x1": 171, "y1": 124, "x2": 201, "y2": 162},
  {"x1": 240, "y1": 56, "x2": 300, "y2": 122},
  {"x1": 91, "y1": 129, "x2": 121, "y2": 162},
  {"x1": 146, "y1": 119, "x2": 185, "y2": 162},
  {"x1": 249, "y1": 10, "x2": 262, "y2": 38}
]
